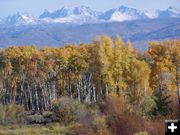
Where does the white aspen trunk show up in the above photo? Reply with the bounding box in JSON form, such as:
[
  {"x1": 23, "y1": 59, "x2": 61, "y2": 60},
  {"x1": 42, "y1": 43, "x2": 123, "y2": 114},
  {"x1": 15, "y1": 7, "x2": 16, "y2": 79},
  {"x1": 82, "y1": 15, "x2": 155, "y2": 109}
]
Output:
[
  {"x1": 51, "y1": 80, "x2": 56, "y2": 100},
  {"x1": 2, "y1": 87, "x2": 6, "y2": 104},
  {"x1": 48, "y1": 82, "x2": 52, "y2": 100},
  {"x1": 80, "y1": 77, "x2": 83, "y2": 101},
  {"x1": 24, "y1": 88, "x2": 29, "y2": 110},
  {"x1": 28, "y1": 83, "x2": 34, "y2": 110},
  {"x1": 88, "y1": 74, "x2": 92, "y2": 103},
  {"x1": 43, "y1": 84, "x2": 47, "y2": 110},
  {"x1": 35, "y1": 85, "x2": 39, "y2": 111},
  {"x1": 48, "y1": 82, "x2": 52, "y2": 109},
  {"x1": 77, "y1": 79, "x2": 81, "y2": 102},
  {"x1": 46, "y1": 84, "x2": 49, "y2": 110},
  {"x1": 85, "y1": 85, "x2": 91, "y2": 103},
  {"x1": 105, "y1": 84, "x2": 108, "y2": 97},
  {"x1": 69, "y1": 78, "x2": 72, "y2": 98},
  {"x1": 93, "y1": 85, "x2": 96, "y2": 102},
  {"x1": 2, "y1": 80, "x2": 6, "y2": 104},
  {"x1": 20, "y1": 83, "x2": 24, "y2": 104}
]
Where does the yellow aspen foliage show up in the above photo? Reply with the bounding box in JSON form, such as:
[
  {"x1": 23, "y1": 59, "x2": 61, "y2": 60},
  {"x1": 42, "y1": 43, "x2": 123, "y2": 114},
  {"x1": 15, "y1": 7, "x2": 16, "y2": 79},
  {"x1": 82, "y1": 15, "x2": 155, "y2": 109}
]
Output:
[{"x1": 125, "y1": 58, "x2": 150, "y2": 103}]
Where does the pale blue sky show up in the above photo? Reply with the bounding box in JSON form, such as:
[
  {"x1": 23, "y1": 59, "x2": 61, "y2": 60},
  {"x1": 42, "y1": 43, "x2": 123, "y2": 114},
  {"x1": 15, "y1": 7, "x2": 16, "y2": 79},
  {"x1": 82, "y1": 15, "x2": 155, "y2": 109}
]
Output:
[{"x1": 1, "y1": 0, "x2": 180, "y2": 17}]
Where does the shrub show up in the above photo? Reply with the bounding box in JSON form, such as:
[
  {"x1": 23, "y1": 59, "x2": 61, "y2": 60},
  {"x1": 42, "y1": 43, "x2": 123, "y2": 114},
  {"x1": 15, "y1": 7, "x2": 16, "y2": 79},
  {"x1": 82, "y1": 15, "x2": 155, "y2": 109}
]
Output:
[
  {"x1": 104, "y1": 95, "x2": 167, "y2": 135},
  {"x1": 52, "y1": 97, "x2": 86, "y2": 124},
  {"x1": 25, "y1": 114, "x2": 45, "y2": 124},
  {"x1": 141, "y1": 97, "x2": 157, "y2": 118},
  {"x1": 152, "y1": 87, "x2": 172, "y2": 116},
  {"x1": 76, "y1": 113, "x2": 110, "y2": 135},
  {"x1": 104, "y1": 95, "x2": 147, "y2": 135},
  {"x1": 76, "y1": 106, "x2": 99, "y2": 134},
  {"x1": 92, "y1": 115, "x2": 110, "y2": 135},
  {"x1": 141, "y1": 86, "x2": 172, "y2": 118},
  {"x1": 0, "y1": 104, "x2": 24, "y2": 124},
  {"x1": 134, "y1": 131, "x2": 149, "y2": 135},
  {"x1": 24, "y1": 111, "x2": 55, "y2": 124},
  {"x1": 0, "y1": 104, "x2": 5, "y2": 123}
]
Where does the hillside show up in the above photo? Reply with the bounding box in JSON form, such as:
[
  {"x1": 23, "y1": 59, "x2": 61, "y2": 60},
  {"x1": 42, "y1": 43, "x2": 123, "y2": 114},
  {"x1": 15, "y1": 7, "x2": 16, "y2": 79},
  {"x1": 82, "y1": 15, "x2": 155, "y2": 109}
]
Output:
[{"x1": 0, "y1": 18, "x2": 179, "y2": 51}]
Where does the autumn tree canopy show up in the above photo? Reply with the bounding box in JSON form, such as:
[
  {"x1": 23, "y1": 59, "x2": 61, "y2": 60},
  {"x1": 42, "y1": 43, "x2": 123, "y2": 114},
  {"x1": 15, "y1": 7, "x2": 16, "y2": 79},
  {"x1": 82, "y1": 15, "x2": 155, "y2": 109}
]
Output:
[{"x1": 0, "y1": 35, "x2": 179, "y2": 112}]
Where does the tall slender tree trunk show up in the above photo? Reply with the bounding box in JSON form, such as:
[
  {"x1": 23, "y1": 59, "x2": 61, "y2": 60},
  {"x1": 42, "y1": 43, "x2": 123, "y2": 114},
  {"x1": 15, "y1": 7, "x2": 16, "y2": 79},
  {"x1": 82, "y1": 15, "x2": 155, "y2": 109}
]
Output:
[
  {"x1": 93, "y1": 84, "x2": 96, "y2": 102},
  {"x1": 28, "y1": 83, "x2": 34, "y2": 110},
  {"x1": 2, "y1": 80, "x2": 7, "y2": 104},
  {"x1": 35, "y1": 85, "x2": 39, "y2": 111},
  {"x1": 51, "y1": 80, "x2": 56, "y2": 100},
  {"x1": 77, "y1": 79, "x2": 81, "y2": 102},
  {"x1": 68, "y1": 74, "x2": 72, "y2": 98}
]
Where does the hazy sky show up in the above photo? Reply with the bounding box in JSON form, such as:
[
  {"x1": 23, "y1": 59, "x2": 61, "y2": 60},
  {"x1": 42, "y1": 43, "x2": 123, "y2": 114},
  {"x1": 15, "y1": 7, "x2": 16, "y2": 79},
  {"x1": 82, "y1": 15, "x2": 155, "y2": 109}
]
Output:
[{"x1": 1, "y1": 0, "x2": 180, "y2": 17}]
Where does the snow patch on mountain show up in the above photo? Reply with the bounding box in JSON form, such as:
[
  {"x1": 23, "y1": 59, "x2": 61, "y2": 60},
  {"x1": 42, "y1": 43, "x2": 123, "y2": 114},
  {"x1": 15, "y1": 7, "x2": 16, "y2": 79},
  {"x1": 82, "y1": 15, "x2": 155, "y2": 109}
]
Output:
[
  {"x1": 1, "y1": 5, "x2": 180, "y2": 25},
  {"x1": 39, "y1": 6, "x2": 101, "y2": 24},
  {"x1": 100, "y1": 6, "x2": 145, "y2": 22},
  {"x1": 143, "y1": 10, "x2": 159, "y2": 19},
  {"x1": 167, "y1": 6, "x2": 180, "y2": 14},
  {"x1": 4, "y1": 13, "x2": 37, "y2": 25},
  {"x1": 110, "y1": 11, "x2": 137, "y2": 22}
]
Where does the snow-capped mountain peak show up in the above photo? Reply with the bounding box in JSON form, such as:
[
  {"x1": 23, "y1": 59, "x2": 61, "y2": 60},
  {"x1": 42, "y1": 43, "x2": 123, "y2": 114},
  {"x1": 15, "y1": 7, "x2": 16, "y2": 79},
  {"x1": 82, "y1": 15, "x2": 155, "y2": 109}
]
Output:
[
  {"x1": 39, "y1": 9, "x2": 52, "y2": 18},
  {"x1": 99, "y1": 6, "x2": 144, "y2": 22},
  {"x1": 118, "y1": 6, "x2": 141, "y2": 14},
  {"x1": 39, "y1": 6, "x2": 101, "y2": 24},
  {"x1": 167, "y1": 6, "x2": 180, "y2": 14},
  {"x1": 4, "y1": 12, "x2": 37, "y2": 25},
  {"x1": 21, "y1": 14, "x2": 36, "y2": 23},
  {"x1": 1, "y1": 5, "x2": 180, "y2": 25},
  {"x1": 39, "y1": 6, "x2": 100, "y2": 18},
  {"x1": 143, "y1": 10, "x2": 159, "y2": 19},
  {"x1": 63, "y1": 6, "x2": 98, "y2": 16},
  {"x1": 99, "y1": 6, "x2": 180, "y2": 22}
]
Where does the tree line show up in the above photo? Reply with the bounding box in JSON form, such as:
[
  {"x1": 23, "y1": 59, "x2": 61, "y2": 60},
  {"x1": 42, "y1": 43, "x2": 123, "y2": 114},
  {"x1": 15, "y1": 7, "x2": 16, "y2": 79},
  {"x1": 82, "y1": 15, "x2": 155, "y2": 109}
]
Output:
[{"x1": 0, "y1": 35, "x2": 179, "y2": 113}]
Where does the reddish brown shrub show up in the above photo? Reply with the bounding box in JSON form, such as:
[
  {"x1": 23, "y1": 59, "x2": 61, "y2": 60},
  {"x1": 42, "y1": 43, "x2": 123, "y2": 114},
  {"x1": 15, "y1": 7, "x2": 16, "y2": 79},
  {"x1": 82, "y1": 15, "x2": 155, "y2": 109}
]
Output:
[
  {"x1": 75, "y1": 93, "x2": 178, "y2": 135},
  {"x1": 104, "y1": 95, "x2": 166, "y2": 135}
]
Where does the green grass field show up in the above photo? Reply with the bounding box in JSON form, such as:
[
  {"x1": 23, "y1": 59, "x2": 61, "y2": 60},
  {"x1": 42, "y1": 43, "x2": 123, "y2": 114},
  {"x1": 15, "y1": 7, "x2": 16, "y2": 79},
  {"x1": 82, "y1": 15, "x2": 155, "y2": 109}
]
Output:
[{"x1": 0, "y1": 123, "x2": 75, "y2": 135}]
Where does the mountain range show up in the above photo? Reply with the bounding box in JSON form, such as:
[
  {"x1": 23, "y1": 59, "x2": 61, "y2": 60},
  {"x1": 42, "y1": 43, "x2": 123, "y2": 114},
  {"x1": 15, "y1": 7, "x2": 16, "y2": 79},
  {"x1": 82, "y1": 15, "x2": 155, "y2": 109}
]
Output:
[
  {"x1": 0, "y1": 6, "x2": 179, "y2": 51},
  {"x1": 0, "y1": 6, "x2": 180, "y2": 25}
]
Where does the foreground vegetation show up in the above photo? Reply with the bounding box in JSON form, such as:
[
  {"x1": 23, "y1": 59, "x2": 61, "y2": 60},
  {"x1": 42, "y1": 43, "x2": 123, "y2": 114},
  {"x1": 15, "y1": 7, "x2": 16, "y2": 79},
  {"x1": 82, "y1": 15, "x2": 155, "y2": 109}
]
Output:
[
  {"x1": 0, "y1": 95, "x2": 178, "y2": 135},
  {"x1": 0, "y1": 123, "x2": 75, "y2": 135},
  {"x1": 0, "y1": 35, "x2": 180, "y2": 135}
]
